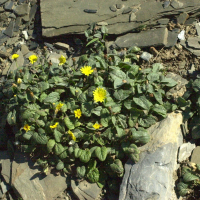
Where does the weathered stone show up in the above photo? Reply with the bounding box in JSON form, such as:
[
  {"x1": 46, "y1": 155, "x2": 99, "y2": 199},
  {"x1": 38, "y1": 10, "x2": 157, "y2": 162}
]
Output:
[
  {"x1": 180, "y1": 40, "x2": 200, "y2": 57},
  {"x1": 171, "y1": 0, "x2": 183, "y2": 9},
  {"x1": 13, "y1": 17, "x2": 21, "y2": 32},
  {"x1": 177, "y1": 12, "x2": 189, "y2": 25},
  {"x1": 0, "y1": 0, "x2": 8, "y2": 6},
  {"x1": 166, "y1": 31, "x2": 178, "y2": 47},
  {"x1": 195, "y1": 22, "x2": 200, "y2": 36},
  {"x1": 21, "y1": 44, "x2": 29, "y2": 55},
  {"x1": 14, "y1": 3, "x2": 29, "y2": 16},
  {"x1": 122, "y1": 7, "x2": 132, "y2": 14},
  {"x1": 4, "y1": 0, "x2": 15, "y2": 11},
  {"x1": 22, "y1": 30, "x2": 28, "y2": 40},
  {"x1": 0, "y1": 50, "x2": 10, "y2": 58},
  {"x1": 157, "y1": 18, "x2": 169, "y2": 25},
  {"x1": 3, "y1": 21, "x2": 15, "y2": 37},
  {"x1": 0, "y1": 7, "x2": 4, "y2": 12},
  {"x1": 9, "y1": 13, "x2": 16, "y2": 19},
  {"x1": 179, "y1": 60, "x2": 186, "y2": 69},
  {"x1": 29, "y1": 41, "x2": 39, "y2": 50},
  {"x1": 110, "y1": 5, "x2": 117, "y2": 12},
  {"x1": 187, "y1": 37, "x2": 200, "y2": 49},
  {"x1": 163, "y1": 1, "x2": 170, "y2": 8},
  {"x1": 140, "y1": 52, "x2": 153, "y2": 61},
  {"x1": 0, "y1": 33, "x2": 9, "y2": 45},
  {"x1": 166, "y1": 72, "x2": 188, "y2": 101},
  {"x1": 116, "y1": 4, "x2": 123, "y2": 9},
  {"x1": 71, "y1": 180, "x2": 101, "y2": 200},
  {"x1": 129, "y1": 13, "x2": 136, "y2": 22},
  {"x1": 185, "y1": 17, "x2": 196, "y2": 25},
  {"x1": 119, "y1": 112, "x2": 183, "y2": 200},
  {"x1": 47, "y1": 52, "x2": 67, "y2": 64},
  {"x1": 115, "y1": 28, "x2": 168, "y2": 48},
  {"x1": 178, "y1": 30, "x2": 185, "y2": 40},
  {"x1": 54, "y1": 42, "x2": 70, "y2": 51},
  {"x1": 178, "y1": 142, "x2": 196, "y2": 162},
  {"x1": 191, "y1": 146, "x2": 200, "y2": 165},
  {"x1": 29, "y1": 4, "x2": 37, "y2": 22}
]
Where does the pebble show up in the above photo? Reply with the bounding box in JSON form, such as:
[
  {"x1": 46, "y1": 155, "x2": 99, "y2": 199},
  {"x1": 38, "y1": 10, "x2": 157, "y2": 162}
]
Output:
[
  {"x1": 195, "y1": 22, "x2": 200, "y2": 36},
  {"x1": 109, "y1": 5, "x2": 117, "y2": 12},
  {"x1": 191, "y1": 146, "x2": 200, "y2": 165},
  {"x1": 83, "y1": 9, "x2": 97, "y2": 13},
  {"x1": 4, "y1": 1, "x2": 15, "y2": 11},
  {"x1": 3, "y1": 20, "x2": 15, "y2": 37},
  {"x1": 140, "y1": 52, "x2": 153, "y2": 61},
  {"x1": 178, "y1": 30, "x2": 185, "y2": 40},
  {"x1": 171, "y1": 0, "x2": 183, "y2": 9},
  {"x1": 21, "y1": 44, "x2": 29, "y2": 55},
  {"x1": 129, "y1": 13, "x2": 136, "y2": 22},
  {"x1": 179, "y1": 60, "x2": 186, "y2": 69},
  {"x1": 163, "y1": 1, "x2": 170, "y2": 8},
  {"x1": 116, "y1": 4, "x2": 123, "y2": 9},
  {"x1": 22, "y1": 30, "x2": 28, "y2": 40},
  {"x1": 14, "y1": 3, "x2": 29, "y2": 16},
  {"x1": 187, "y1": 64, "x2": 196, "y2": 76},
  {"x1": 122, "y1": 7, "x2": 132, "y2": 14},
  {"x1": 0, "y1": 0, "x2": 8, "y2": 6},
  {"x1": 176, "y1": 12, "x2": 189, "y2": 25},
  {"x1": 54, "y1": 42, "x2": 70, "y2": 51},
  {"x1": 97, "y1": 21, "x2": 108, "y2": 26}
]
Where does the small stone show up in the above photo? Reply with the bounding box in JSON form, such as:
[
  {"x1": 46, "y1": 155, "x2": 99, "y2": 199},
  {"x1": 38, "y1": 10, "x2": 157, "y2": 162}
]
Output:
[
  {"x1": 179, "y1": 60, "x2": 186, "y2": 69},
  {"x1": 29, "y1": 4, "x2": 37, "y2": 22},
  {"x1": 0, "y1": 7, "x2": 4, "y2": 12},
  {"x1": 178, "y1": 30, "x2": 185, "y2": 40},
  {"x1": 9, "y1": 13, "x2": 16, "y2": 19},
  {"x1": 44, "y1": 42, "x2": 54, "y2": 50},
  {"x1": 140, "y1": 52, "x2": 153, "y2": 61},
  {"x1": 188, "y1": 64, "x2": 196, "y2": 76},
  {"x1": 22, "y1": 30, "x2": 28, "y2": 40},
  {"x1": 109, "y1": 5, "x2": 117, "y2": 12},
  {"x1": 195, "y1": 22, "x2": 200, "y2": 36},
  {"x1": 166, "y1": 31, "x2": 178, "y2": 47},
  {"x1": 157, "y1": 18, "x2": 169, "y2": 25},
  {"x1": 6, "y1": 36, "x2": 19, "y2": 46},
  {"x1": 185, "y1": 17, "x2": 196, "y2": 25},
  {"x1": 54, "y1": 42, "x2": 70, "y2": 51},
  {"x1": 191, "y1": 146, "x2": 200, "y2": 165},
  {"x1": 21, "y1": 44, "x2": 29, "y2": 55},
  {"x1": 0, "y1": 33, "x2": 9, "y2": 45},
  {"x1": 22, "y1": 14, "x2": 29, "y2": 22},
  {"x1": 129, "y1": 13, "x2": 136, "y2": 22},
  {"x1": 175, "y1": 43, "x2": 182, "y2": 50},
  {"x1": 29, "y1": 41, "x2": 38, "y2": 50},
  {"x1": 163, "y1": 1, "x2": 170, "y2": 8},
  {"x1": 187, "y1": 37, "x2": 200, "y2": 49},
  {"x1": 3, "y1": 21, "x2": 15, "y2": 37},
  {"x1": 122, "y1": 7, "x2": 132, "y2": 14},
  {"x1": 13, "y1": 17, "x2": 21, "y2": 32},
  {"x1": 0, "y1": 49, "x2": 10, "y2": 58},
  {"x1": 177, "y1": 12, "x2": 189, "y2": 25},
  {"x1": 97, "y1": 21, "x2": 108, "y2": 26},
  {"x1": 0, "y1": 0, "x2": 8, "y2": 6},
  {"x1": 116, "y1": 4, "x2": 123, "y2": 9},
  {"x1": 4, "y1": 0, "x2": 15, "y2": 11},
  {"x1": 171, "y1": 0, "x2": 183, "y2": 9},
  {"x1": 83, "y1": 9, "x2": 97, "y2": 13},
  {"x1": 14, "y1": 3, "x2": 29, "y2": 16}
]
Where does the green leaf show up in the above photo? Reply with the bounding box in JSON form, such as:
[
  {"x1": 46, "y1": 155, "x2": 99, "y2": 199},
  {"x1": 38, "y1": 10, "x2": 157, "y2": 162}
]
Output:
[
  {"x1": 192, "y1": 78, "x2": 200, "y2": 92},
  {"x1": 53, "y1": 130, "x2": 63, "y2": 143},
  {"x1": 32, "y1": 132, "x2": 48, "y2": 144},
  {"x1": 138, "y1": 115, "x2": 157, "y2": 128},
  {"x1": 54, "y1": 143, "x2": 65, "y2": 155},
  {"x1": 110, "y1": 69, "x2": 126, "y2": 80},
  {"x1": 110, "y1": 159, "x2": 124, "y2": 175},
  {"x1": 36, "y1": 120, "x2": 45, "y2": 127},
  {"x1": 183, "y1": 172, "x2": 199, "y2": 182},
  {"x1": 116, "y1": 126, "x2": 126, "y2": 138},
  {"x1": 23, "y1": 131, "x2": 34, "y2": 140},
  {"x1": 192, "y1": 124, "x2": 200, "y2": 139},
  {"x1": 44, "y1": 92, "x2": 60, "y2": 104},
  {"x1": 40, "y1": 92, "x2": 47, "y2": 102},
  {"x1": 87, "y1": 167, "x2": 99, "y2": 183},
  {"x1": 124, "y1": 100, "x2": 133, "y2": 110},
  {"x1": 147, "y1": 72, "x2": 159, "y2": 82},
  {"x1": 133, "y1": 96, "x2": 152, "y2": 110},
  {"x1": 95, "y1": 146, "x2": 107, "y2": 161},
  {"x1": 64, "y1": 117, "x2": 75, "y2": 130},
  {"x1": 177, "y1": 182, "x2": 189, "y2": 196},
  {"x1": 100, "y1": 108, "x2": 111, "y2": 127},
  {"x1": 131, "y1": 128, "x2": 150, "y2": 144},
  {"x1": 56, "y1": 161, "x2": 64, "y2": 170},
  {"x1": 128, "y1": 46, "x2": 141, "y2": 53},
  {"x1": 74, "y1": 148, "x2": 83, "y2": 158},
  {"x1": 38, "y1": 82, "x2": 49, "y2": 93},
  {"x1": 77, "y1": 166, "x2": 86, "y2": 178},
  {"x1": 113, "y1": 78, "x2": 125, "y2": 89},
  {"x1": 7, "y1": 109, "x2": 16, "y2": 125},
  {"x1": 59, "y1": 148, "x2": 68, "y2": 159},
  {"x1": 113, "y1": 90, "x2": 131, "y2": 101},
  {"x1": 86, "y1": 38, "x2": 99, "y2": 47},
  {"x1": 152, "y1": 104, "x2": 167, "y2": 118},
  {"x1": 92, "y1": 106, "x2": 102, "y2": 116},
  {"x1": 161, "y1": 77, "x2": 177, "y2": 87},
  {"x1": 81, "y1": 102, "x2": 93, "y2": 117},
  {"x1": 153, "y1": 91, "x2": 163, "y2": 104},
  {"x1": 80, "y1": 149, "x2": 91, "y2": 163},
  {"x1": 47, "y1": 139, "x2": 56, "y2": 153}
]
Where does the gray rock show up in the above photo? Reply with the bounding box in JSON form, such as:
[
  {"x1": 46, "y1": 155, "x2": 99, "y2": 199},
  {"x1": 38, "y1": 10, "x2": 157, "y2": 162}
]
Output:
[
  {"x1": 187, "y1": 36, "x2": 200, "y2": 49},
  {"x1": 3, "y1": 21, "x2": 15, "y2": 37},
  {"x1": 185, "y1": 17, "x2": 196, "y2": 25},
  {"x1": 22, "y1": 30, "x2": 28, "y2": 40},
  {"x1": 9, "y1": 13, "x2": 16, "y2": 19},
  {"x1": 122, "y1": 7, "x2": 132, "y2": 14},
  {"x1": 40, "y1": 0, "x2": 200, "y2": 37},
  {"x1": 166, "y1": 31, "x2": 178, "y2": 47},
  {"x1": 71, "y1": 180, "x2": 101, "y2": 200},
  {"x1": 6, "y1": 36, "x2": 19, "y2": 46},
  {"x1": 157, "y1": 18, "x2": 169, "y2": 25},
  {"x1": 178, "y1": 142, "x2": 196, "y2": 162},
  {"x1": 54, "y1": 42, "x2": 70, "y2": 51},
  {"x1": 140, "y1": 52, "x2": 153, "y2": 61},
  {"x1": 0, "y1": 7, "x2": 4, "y2": 12},
  {"x1": 180, "y1": 40, "x2": 200, "y2": 56},
  {"x1": 195, "y1": 22, "x2": 200, "y2": 36},
  {"x1": 97, "y1": 21, "x2": 108, "y2": 26},
  {"x1": 187, "y1": 64, "x2": 197, "y2": 76},
  {"x1": 129, "y1": 13, "x2": 136, "y2": 22},
  {"x1": 110, "y1": 5, "x2": 117, "y2": 12},
  {"x1": 4, "y1": 0, "x2": 15, "y2": 11},
  {"x1": 1, "y1": 151, "x2": 70, "y2": 200},
  {"x1": 165, "y1": 72, "x2": 188, "y2": 101},
  {"x1": 14, "y1": 3, "x2": 29, "y2": 16},
  {"x1": 29, "y1": 4, "x2": 37, "y2": 23},
  {"x1": 0, "y1": 33, "x2": 9, "y2": 45},
  {"x1": 191, "y1": 146, "x2": 200, "y2": 165},
  {"x1": 21, "y1": 44, "x2": 29, "y2": 55},
  {"x1": 179, "y1": 60, "x2": 186, "y2": 69},
  {"x1": 0, "y1": 0, "x2": 8, "y2": 6},
  {"x1": 163, "y1": 1, "x2": 170, "y2": 8},
  {"x1": 119, "y1": 112, "x2": 183, "y2": 200},
  {"x1": 115, "y1": 28, "x2": 168, "y2": 48},
  {"x1": 0, "y1": 49, "x2": 10, "y2": 58},
  {"x1": 177, "y1": 12, "x2": 189, "y2": 25},
  {"x1": 171, "y1": 0, "x2": 183, "y2": 9},
  {"x1": 13, "y1": 17, "x2": 21, "y2": 32},
  {"x1": 116, "y1": 4, "x2": 123, "y2": 9}
]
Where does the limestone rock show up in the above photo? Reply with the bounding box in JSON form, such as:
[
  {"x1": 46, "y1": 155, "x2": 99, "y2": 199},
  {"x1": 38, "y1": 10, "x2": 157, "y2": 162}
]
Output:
[
  {"x1": 1, "y1": 151, "x2": 70, "y2": 200},
  {"x1": 115, "y1": 28, "x2": 168, "y2": 48},
  {"x1": 191, "y1": 146, "x2": 200, "y2": 165},
  {"x1": 14, "y1": 3, "x2": 29, "y2": 16},
  {"x1": 119, "y1": 112, "x2": 183, "y2": 200},
  {"x1": 178, "y1": 142, "x2": 196, "y2": 162}
]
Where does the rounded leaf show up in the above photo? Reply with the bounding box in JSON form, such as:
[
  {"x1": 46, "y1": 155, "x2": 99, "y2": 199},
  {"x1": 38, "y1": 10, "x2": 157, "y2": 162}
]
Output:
[
  {"x1": 80, "y1": 149, "x2": 91, "y2": 163},
  {"x1": 77, "y1": 166, "x2": 86, "y2": 178},
  {"x1": 87, "y1": 168, "x2": 99, "y2": 183},
  {"x1": 95, "y1": 146, "x2": 107, "y2": 161},
  {"x1": 47, "y1": 139, "x2": 56, "y2": 153},
  {"x1": 56, "y1": 161, "x2": 64, "y2": 170}
]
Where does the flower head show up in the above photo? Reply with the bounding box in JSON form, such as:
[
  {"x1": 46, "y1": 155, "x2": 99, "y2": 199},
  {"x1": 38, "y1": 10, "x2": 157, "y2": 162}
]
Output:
[
  {"x1": 80, "y1": 66, "x2": 94, "y2": 76},
  {"x1": 50, "y1": 122, "x2": 59, "y2": 129},
  {"x1": 17, "y1": 78, "x2": 22, "y2": 84},
  {"x1": 24, "y1": 124, "x2": 31, "y2": 132},
  {"x1": 12, "y1": 54, "x2": 19, "y2": 60},
  {"x1": 58, "y1": 55, "x2": 66, "y2": 65},
  {"x1": 93, "y1": 123, "x2": 100, "y2": 129},
  {"x1": 56, "y1": 103, "x2": 64, "y2": 111},
  {"x1": 93, "y1": 87, "x2": 107, "y2": 103},
  {"x1": 68, "y1": 130, "x2": 76, "y2": 141},
  {"x1": 74, "y1": 109, "x2": 82, "y2": 119},
  {"x1": 29, "y1": 55, "x2": 38, "y2": 64}
]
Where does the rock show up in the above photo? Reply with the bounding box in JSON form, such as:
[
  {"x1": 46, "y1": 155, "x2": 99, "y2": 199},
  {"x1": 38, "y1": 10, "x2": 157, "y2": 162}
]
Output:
[
  {"x1": 177, "y1": 12, "x2": 189, "y2": 25},
  {"x1": 71, "y1": 180, "x2": 101, "y2": 200},
  {"x1": 0, "y1": 7, "x2": 4, "y2": 12},
  {"x1": 165, "y1": 72, "x2": 188, "y2": 101},
  {"x1": 13, "y1": 17, "x2": 21, "y2": 32},
  {"x1": 166, "y1": 31, "x2": 178, "y2": 47},
  {"x1": 185, "y1": 17, "x2": 196, "y2": 25},
  {"x1": 29, "y1": 4, "x2": 37, "y2": 23},
  {"x1": 187, "y1": 64, "x2": 197, "y2": 76},
  {"x1": 178, "y1": 142, "x2": 196, "y2": 162},
  {"x1": 178, "y1": 30, "x2": 185, "y2": 40},
  {"x1": 195, "y1": 22, "x2": 200, "y2": 36},
  {"x1": 119, "y1": 112, "x2": 183, "y2": 200},
  {"x1": 171, "y1": 0, "x2": 184, "y2": 9},
  {"x1": 29, "y1": 41, "x2": 39, "y2": 50},
  {"x1": 0, "y1": 50, "x2": 10, "y2": 58},
  {"x1": 140, "y1": 52, "x2": 153, "y2": 61},
  {"x1": 163, "y1": 1, "x2": 170, "y2": 8},
  {"x1": 3, "y1": 21, "x2": 15, "y2": 37},
  {"x1": 0, "y1": 0, "x2": 8, "y2": 6},
  {"x1": 4, "y1": 0, "x2": 15, "y2": 11},
  {"x1": 54, "y1": 42, "x2": 70, "y2": 51},
  {"x1": 115, "y1": 28, "x2": 168, "y2": 48},
  {"x1": 97, "y1": 21, "x2": 108, "y2": 26},
  {"x1": 40, "y1": 0, "x2": 200, "y2": 37},
  {"x1": 129, "y1": 13, "x2": 136, "y2": 22},
  {"x1": 9, "y1": 13, "x2": 16, "y2": 19},
  {"x1": 47, "y1": 52, "x2": 67, "y2": 64},
  {"x1": 21, "y1": 44, "x2": 29, "y2": 55},
  {"x1": 14, "y1": 3, "x2": 29, "y2": 16},
  {"x1": 6, "y1": 36, "x2": 19, "y2": 46},
  {"x1": 179, "y1": 60, "x2": 186, "y2": 69},
  {"x1": 157, "y1": 18, "x2": 170, "y2": 25},
  {"x1": 180, "y1": 40, "x2": 200, "y2": 56},
  {"x1": 110, "y1": 5, "x2": 117, "y2": 12},
  {"x1": 0, "y1": 33, "x2": 9, "y2": 45},
  {"x1": 187, "y1": 37, "x2": 200, "y2": 49},
  {"x1": 1, "y1": 151, "x2": 70, "y2": 200},
  {"x1": 22, "y1": 30, "x2": 28, "y2": 40},
  {"x1": 191, "y1": 146, "x2": 200, "y2": 165}
]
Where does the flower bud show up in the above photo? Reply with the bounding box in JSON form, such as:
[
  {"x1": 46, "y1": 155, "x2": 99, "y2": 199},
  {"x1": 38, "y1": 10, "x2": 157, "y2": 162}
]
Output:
[{"x1": 17, "y1": 78, "x2": 22, "y2": 84}]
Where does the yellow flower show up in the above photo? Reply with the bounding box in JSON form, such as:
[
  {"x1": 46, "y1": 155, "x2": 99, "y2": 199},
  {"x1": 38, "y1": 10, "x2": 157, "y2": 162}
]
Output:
[
  {"x1": 74, "y1": 109, "x2": 82, "y2": 119},
  {"x1": 17, "y1": 78, "x2": 22, "y2": 84},
  {"x1": 12, "y1": 54, "x2": 19, "y2": 60},
  {"x1": 93, "y1": 123, "x2": 100, "y2": 129},
  {"x1": 93, "y1": 87, "x2": 107, "y2": 103},
  {"x1": 24, "y1": 124, "x2": 31, "y2": 132},
  {"x1": 50, "y1": 122, "x2": 59, "y2": 129},
  {"x1": 29, "y1": 55, "x2": 38, "y2": 64},
  {"x1": 80, "y1": 66, "x2": 94, "y2": 76},
  {"x1": 14, "y1": 95, "x2": 16, "y2": 97},
  {"x1": 68, "y1": 130, "x2": 76, "y2": 141},
  {"x1": 56, "y1": 103, "x2": 64, "y2": 111},
  {"x1": 58, "y1": 55, "x2": 66, "y2": 65}
]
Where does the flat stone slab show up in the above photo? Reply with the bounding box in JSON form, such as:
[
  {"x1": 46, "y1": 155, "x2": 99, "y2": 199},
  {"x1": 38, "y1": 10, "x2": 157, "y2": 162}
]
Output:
[{"x1": 40, "y1": 0, "x2": 200, "y2": 37}]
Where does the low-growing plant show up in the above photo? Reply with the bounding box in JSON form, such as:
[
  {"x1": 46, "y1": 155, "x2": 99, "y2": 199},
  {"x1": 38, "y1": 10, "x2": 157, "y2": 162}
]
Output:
[{"x1": 0, "y1": 25, "x2": 178, "y2": 191}]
